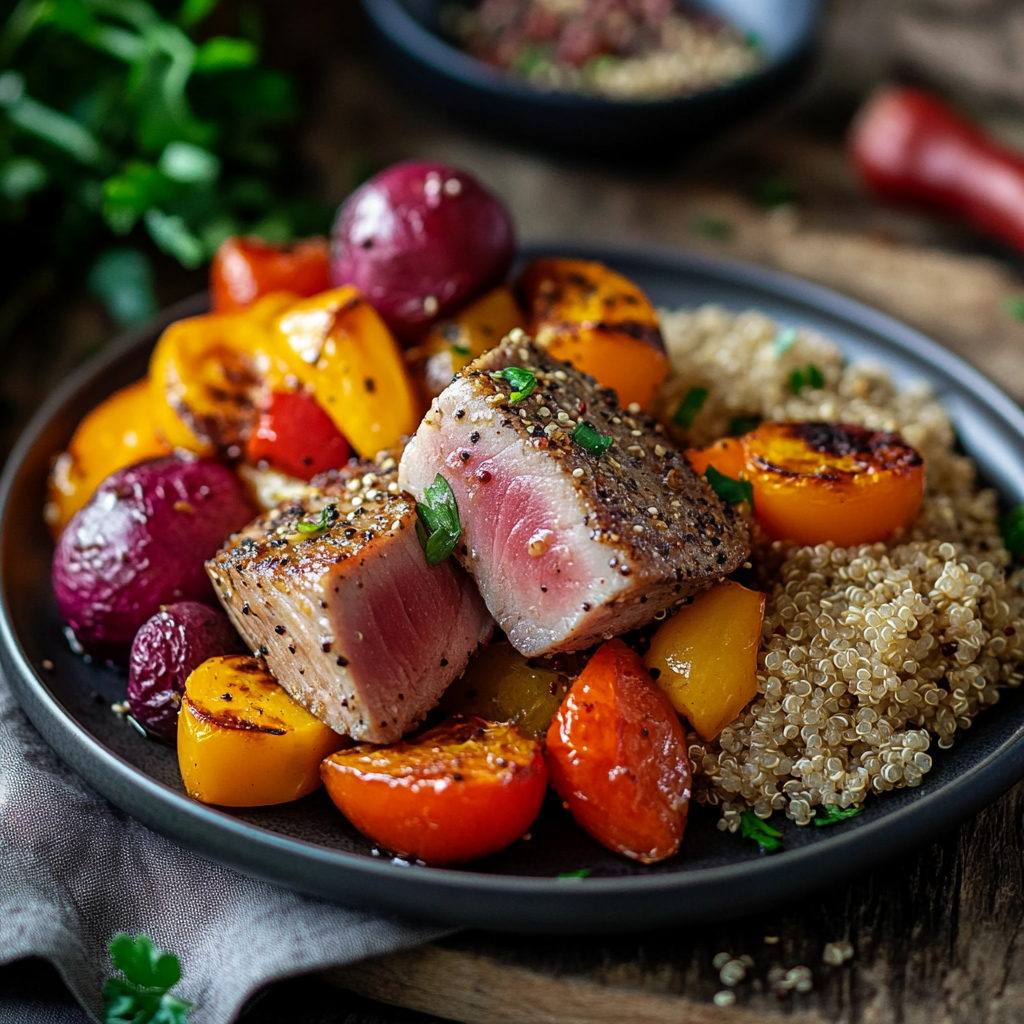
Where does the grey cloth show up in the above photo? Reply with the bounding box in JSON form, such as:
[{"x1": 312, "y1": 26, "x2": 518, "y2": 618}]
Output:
[{"x1": 0, "y1": 669, "x2": 454, "y2": 1023}]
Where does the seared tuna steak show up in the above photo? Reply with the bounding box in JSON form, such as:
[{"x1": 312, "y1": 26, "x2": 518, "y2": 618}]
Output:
[
  {"x1": 399, "y1": 336, "x2": 750, "y2": 656},
  {"x1": 207, "y1": 458, "x2": 494, "y2": 743}
]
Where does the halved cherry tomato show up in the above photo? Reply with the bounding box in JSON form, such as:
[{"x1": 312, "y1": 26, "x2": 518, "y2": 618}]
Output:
[
  {"x1": 545, "y1": 640, "x2": 691, "y2": 864},
  {"x1": 246, "y1": 390, "x2": 351, "y2": 481},
  {"x1": 320, "y1": 716, "x2": 548, "y2": 864},
  {"x1": 688, "y1": 421, "x2": 924, "y2": 547},
  {"x1": 210, "y1": 236, "x2": 331, "y2": 312}
]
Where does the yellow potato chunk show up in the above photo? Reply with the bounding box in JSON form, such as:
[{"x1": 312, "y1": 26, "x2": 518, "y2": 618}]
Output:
[
  {"x1": 644, "y1": 580, "x2": 765, "y2": 741},
  {"x1": 439, "y1": 643, "x2": 570, "y2": 739},
  {"x1": 178, "y1": 655, "x2": 347, "y2": 807}
]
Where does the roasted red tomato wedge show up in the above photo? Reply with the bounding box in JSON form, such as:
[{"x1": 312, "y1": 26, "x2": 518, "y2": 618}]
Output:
[
  {"x1": 320, "y1": 716, "x2": 548, "y2": 864},
  {"x1": 210, "y1": 236, "x2": 331, "y2": 312},
  {"x1": 546, "y1": 639, "x2": 691, "y2": 864},
  {"x1": 246, "y1": 390, "x2": 351, "y2": 481}
]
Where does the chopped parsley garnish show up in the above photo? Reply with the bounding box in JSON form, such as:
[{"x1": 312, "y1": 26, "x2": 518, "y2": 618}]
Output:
[
  {"x1": 1005, "y1": 295, "x2": 1024, "y2": 322},
  {"x1": 728, "y1": 415, "x2": 761, "y2": 437},
  {"x1": 1000, "y1": 505, "x2": 1024, "y2": 556},
  {"x1": 103, "y1": 933, "x2": 192, "y2": 1024},
  {"x1": 415, "y1": 474, "x2": 462, "y2": 567},
  {"x1": 691, "y1": 214, "x2": 734, "y2": 241},
  {"x1": 672, "y1": 386, "x2": 708, "y2": 429},
  {"x1": 789, "y1": 363, "x2": 825, "y2": 394},
  {"x1": 493, "y1": 366, "x2": 537, "y2": 403},
  {"x1": 813, "y1": 804, "x2": 862, "y2": 827},
  {"x1": 741, "y1": 810, "x2": 783, "y2": 853},
  {"x1": 557, "y1": 868, "x2": 591, "y2": 879},
  {"x1": 297, "y1": 504, "x2": 339, "y2": 534},
  {"x1": 705, "y1": 465, "x2": 754, "y2": 507},
  {"x1": 451, "y1": 342, "x2": 471, "y2": 356},
  {"x1": 773, "y1": 327, "x2": 798, "y2": 357},
  {"x1": 572, "y1": 421, "x2": 614, "y2": 457}
]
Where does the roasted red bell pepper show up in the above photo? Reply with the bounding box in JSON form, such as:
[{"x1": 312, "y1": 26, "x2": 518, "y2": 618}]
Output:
[
  {"x1": 210, "y1": 236, "x2": 331, "y2": 312},
  {"x1": 247, "y1": 390, "x2": 350, "y2": 481},
  {"x1": 851, "y1": 86, "x2": 1024, "y2": 254}
]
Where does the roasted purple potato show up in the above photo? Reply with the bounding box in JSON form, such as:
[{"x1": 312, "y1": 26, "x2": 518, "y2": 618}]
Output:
[
  {"x1": 330, "y1": 161, "x2": 515, "y2": 341},
  {"x1": 128, "y1": 601, "x2": 246, "y2": 742},
  {"x1": 52, "y1": 456, "x2": 255, "y2": 661}
]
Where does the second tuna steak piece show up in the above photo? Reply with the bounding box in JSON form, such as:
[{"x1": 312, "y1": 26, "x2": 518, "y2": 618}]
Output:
[
  {"x1": 399, "y1": 337, "x2": 751, "y2": 656},
  {"x1": 207, "y1": 459, "x2": 494, "y2": 743}
]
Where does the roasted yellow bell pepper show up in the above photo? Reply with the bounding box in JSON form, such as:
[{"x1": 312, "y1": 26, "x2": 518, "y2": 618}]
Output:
[
  {"x1": 644, "y1": 580, "x2": 765, "y2": 741},
  {"x1": 45, "y1": 379, "x2": 171, "y2": 536},
  {"x1": 518, "y1": 258, "x2": 669, "y2": 411},
  {"x1": 271, "y1": 287, "x2": 422, "y2": 457},
  {"x1": 422, "y1": 286, "x2": 525, "y2": 396},
  {"x1": 439, "y1": 642, "x2": 569, "y2": 738},
  {"x1": 178, "y1": 655, "x2": 347, "y2": 807}
]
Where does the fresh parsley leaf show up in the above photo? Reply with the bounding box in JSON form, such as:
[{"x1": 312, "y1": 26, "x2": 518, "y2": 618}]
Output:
[
  {"x1": 1005, "y1": 295, "x2": 1024, "y2": 322},
  {"x1": 1001, "y1": 505, "x2": 1024, "y2": 556},
  {"x1": 691, "y1": 213, "x2": 734, "y2": 241},
  {"x1": 493, "y1": 366, "x2": 537, "y2": 403},
  {"x1": 705, "y1": 465, "x2": 753, "y2": 507},
  {"x1": 672, "y1": 386, "x2": 708, "y2": 429},
  {"x1": 728, "y1": 415, "x2": 761, "y2": 437},
  {"x1": 789, "y1": 363, "x2": 825, "y2": 394},
  {"x1": 415, "y1": 474, "x2": 462, "y2": 566},
  {"x1": 557, "y1": 868, "x2": 591, "y2": 879},
  {"x1": 103, "y1": 933, "x2": 192, "y2": 1024},
  {"x1": 297, "y1": 504, "x2": 339, "y2": 534},
  {"x1": 451, "y1": 342, "x2": 470, "y2": 356},
  {"x1": 572, "y1": 421, "x2": 614, "y2": 457},
  {"x1": 813, "y1": 804, "x2": 862, "y2": 827},
  {"x1": 741, "y1": 810, "x2": 783, "y2": 853},
  {"x1": 773, "y1": 327, "x2": 798, "y2": 357}
]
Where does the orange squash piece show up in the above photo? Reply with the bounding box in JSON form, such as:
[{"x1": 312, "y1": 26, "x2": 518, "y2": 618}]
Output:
[
  {"x1": 644, "y1": 580, "x2": 766, "y2": 741},
  {"x1": 519, "y1": 258, "x2": 669, "y2": 411},
  {"x1": 178, "y1": 655, "x2": 347, "y2": 807},
  {"x1": 271, "y1": 287, "x2": 422, "y2": 457},
  {"x1": 422, "y1": 286, "x2": 525, "y2": 397},
  {"x1": 687, "y1": 421, "x2": 925, "y2": 547},
  {"x1": 46, "y1": 379, "x2": 171, "y2": 535}
]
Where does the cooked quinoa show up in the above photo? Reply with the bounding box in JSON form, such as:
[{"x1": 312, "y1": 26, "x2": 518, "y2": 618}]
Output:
[{"x1": 655, "y1": 305, "x2": 1024, "y2": 828}]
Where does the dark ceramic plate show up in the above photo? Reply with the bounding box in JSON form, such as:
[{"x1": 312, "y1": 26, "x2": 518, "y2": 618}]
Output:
[
  {"x1": 4, "y1": 245, "x2": 1024, "y2": 934},
  {"x1": 363, "y1": 0, "x2": 821, "y2": 158}
]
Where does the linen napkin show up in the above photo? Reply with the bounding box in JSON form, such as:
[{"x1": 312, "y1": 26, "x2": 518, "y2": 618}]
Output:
[{"x1": 0, "y1": 668, "x2": 454, "y2": 1024}]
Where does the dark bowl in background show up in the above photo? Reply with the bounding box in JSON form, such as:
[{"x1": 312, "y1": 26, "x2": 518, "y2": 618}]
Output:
[{"x1": 361, "y1": 0, "x2": 822, "y2": 159}]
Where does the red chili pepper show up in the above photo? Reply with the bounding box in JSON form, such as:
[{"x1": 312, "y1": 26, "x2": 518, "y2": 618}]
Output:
[
  {"x1": 247, "y1": 391, "x2": 350, "y2": 481},
  {"x1": 851, "y1": 86, "x2": 1024, "y2": 254},
  {"x1": 210, "y1": 236, "x2": 331, "y2": 312}
]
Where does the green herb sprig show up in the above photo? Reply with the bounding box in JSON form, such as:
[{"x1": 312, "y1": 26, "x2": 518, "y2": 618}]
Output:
[
  {"x1": 691, "y1": 213, "x2": 733, "y2": 241},
  {"x1": 741, "y1": 810, "x2": 783, "y2": 853},
  {"x1": 572, "y1": 421, "x2": 613, "y2": 457},
  {"x1": 557, "y1": 868, "x2": 591, "y2": 879},
  {"x1": 1001, "y1": 505, "x2": 1024, "y2": 556},
  {"x1": 103, "y1": 933, "x2": 192, "y2": 1024},
  {"x1": 705, "y1": 465, "x2": 753, "y2": 507},
  {"x1": 728, "y1": 415, "x2": 761, "y2": 437},
  {"x1": 493, "y1": 366, "x2": 536, "y2": 403},
  {"x1": 789, "y1": 364, "x2": 825, "y2": 394},
  {"x1": 297, "y1": 504, "x2": 339, "y2": 534},
  {"x1": 672, "y1": 386, "x2": 708, "y2": 429},
  {"x1": 1005, "y1": 295, "x2": 1024, "y2": 322},
  {"x1": 415, "y1": 474, "x2": 462, "y2": 566},
  {"x1": 813, "y1": 804, "x2": 862, "y2": 827}
]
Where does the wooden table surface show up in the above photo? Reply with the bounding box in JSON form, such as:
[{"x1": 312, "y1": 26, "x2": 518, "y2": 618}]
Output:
[{"x1": 7, "y1": 6, "x2": 1024, "y2": 1021}]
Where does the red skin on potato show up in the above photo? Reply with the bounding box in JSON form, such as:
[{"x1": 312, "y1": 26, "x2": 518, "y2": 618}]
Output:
[
  {"x1": 330, "y1": 161, "x2": 515, "y2": 342},
  {"x1": 52, "y1": 456, "x2": 255, "y2": 662}
]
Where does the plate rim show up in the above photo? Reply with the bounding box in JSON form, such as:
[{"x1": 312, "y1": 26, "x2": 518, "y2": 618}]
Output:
[{"x1": 4, "y1": 243, "x2": 1024, "y2": 931}]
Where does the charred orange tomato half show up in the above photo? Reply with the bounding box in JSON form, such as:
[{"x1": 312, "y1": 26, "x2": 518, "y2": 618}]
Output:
[
  {"x1": 687, "y1": 421, "x2": 925, "y2": 547},
  {"x1": 210, "y1": 236, "x2": 331, "y2": 312},
  {"x1": 545, "y1": 640, "x2": 691, "y2": 865},
  {"x1": 321, "y1": 716, "x2": 548, "y2": 864},
  {"x1": 742, "y1": 421, "x2": 924, "y2": 546}
]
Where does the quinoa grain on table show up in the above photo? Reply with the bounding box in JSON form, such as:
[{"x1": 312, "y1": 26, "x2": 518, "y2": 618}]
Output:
[{"x1": 656, "y1": 305, "x2": 1024, "y2": 827}]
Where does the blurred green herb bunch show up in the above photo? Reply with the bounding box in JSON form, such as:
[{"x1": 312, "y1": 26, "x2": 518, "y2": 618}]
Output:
[{"x1": 0, "y1": 0, "x2": 325, "y2": 324}]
